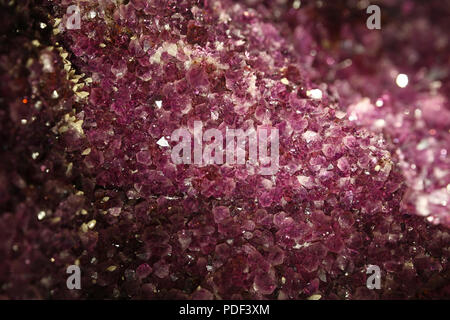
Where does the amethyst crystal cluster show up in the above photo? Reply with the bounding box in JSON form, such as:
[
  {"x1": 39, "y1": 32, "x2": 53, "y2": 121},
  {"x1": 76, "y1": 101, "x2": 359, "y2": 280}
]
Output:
[{"x1": 0, "y1": 0, "x2": 448, "y2": 299}]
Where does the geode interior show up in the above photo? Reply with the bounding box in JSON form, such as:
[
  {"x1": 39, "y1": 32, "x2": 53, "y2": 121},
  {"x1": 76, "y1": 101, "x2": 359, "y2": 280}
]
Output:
[{"x1": 0, "y1": 0, "x2": 448, "y2": 299}]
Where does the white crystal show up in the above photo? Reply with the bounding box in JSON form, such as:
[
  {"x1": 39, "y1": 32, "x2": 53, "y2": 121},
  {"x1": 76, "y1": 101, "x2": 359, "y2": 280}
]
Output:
[
  {"x1": 396, "y1": 73, "x2": 409, "y2": 88},
  {"x1": 157, "y1": 137, "x2": 169, "y2": 147},
  {"x1": 306, "y1": 88, "x2": 322, "y2": 100}
]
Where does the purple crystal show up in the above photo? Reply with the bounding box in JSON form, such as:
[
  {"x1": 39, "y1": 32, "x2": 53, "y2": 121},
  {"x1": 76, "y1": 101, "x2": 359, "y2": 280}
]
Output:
[{"x1": 0, "y1": 0, "x2": 448, "y2": 301}]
